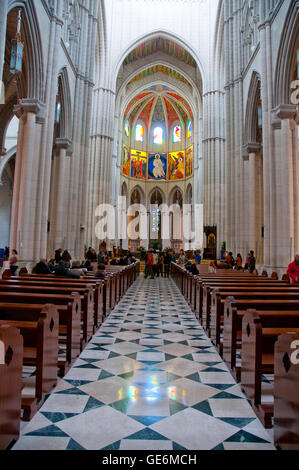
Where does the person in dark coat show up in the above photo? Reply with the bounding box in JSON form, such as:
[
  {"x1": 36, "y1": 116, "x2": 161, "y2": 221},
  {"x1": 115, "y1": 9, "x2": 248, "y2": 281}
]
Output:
[
  {"x1": 33, "y1": 259, "x2": 51, "y2": 274},
  {"x1": 53, "y1": 261, "x2": 80, "y2": 278},
  {"x1": 55, "y1": 248, "x2": 63, "y2": 263}
]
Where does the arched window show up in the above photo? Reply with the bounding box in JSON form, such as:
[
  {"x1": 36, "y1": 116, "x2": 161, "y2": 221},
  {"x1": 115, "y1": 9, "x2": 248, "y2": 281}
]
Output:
[
  {"x1": 125, "y1": 120, "x2": 129, "y2": 137},
  {"x1": 187, "y1": 121, "x2": 192, "y2": 139},
  {"x1": 153, "y1": 127, "x2": 163, "y2": 144},
  {"x1": 135, "y1": 123, "x2": 144, "y2": 142},
  {"x1": 173, "y1": 125, "x2": 181, "y2": 143}
]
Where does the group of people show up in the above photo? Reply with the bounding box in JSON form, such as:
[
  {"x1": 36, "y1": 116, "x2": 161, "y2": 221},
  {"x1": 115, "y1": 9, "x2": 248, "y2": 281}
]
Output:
[
  {"x1": 144, "y1": 249, "x2": 173, "y2": 279},
  {"x1": 222, "y1": 250, "x2": 257, "y2": 272}
]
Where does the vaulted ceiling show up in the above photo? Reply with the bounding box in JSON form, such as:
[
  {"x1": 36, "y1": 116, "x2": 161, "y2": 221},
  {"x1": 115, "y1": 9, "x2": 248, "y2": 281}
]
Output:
[{"x1": 124, "y1": 84, "x2": 193, "y2": 130}]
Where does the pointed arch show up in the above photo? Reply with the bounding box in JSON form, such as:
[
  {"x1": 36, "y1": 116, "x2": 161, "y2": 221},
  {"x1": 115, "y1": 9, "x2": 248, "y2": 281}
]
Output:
[
  {"x1": 273, "y1": 1, "x2": 299, "y2": 107},
  {"x1": 244, "y1": 71, "x2": 261, "y2": 145},
  {"x1": 57, "y1": 67, "x2": 72, "y2": 140},
  {"x1": 8, "y1": 0, "x2": 44, "y2": 101}
]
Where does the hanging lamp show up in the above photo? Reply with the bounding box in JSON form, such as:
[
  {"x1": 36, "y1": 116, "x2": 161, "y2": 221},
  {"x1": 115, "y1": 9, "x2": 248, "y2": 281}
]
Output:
[{"x1": 10, "y1": 9, "x2": 24, "y2": 75}]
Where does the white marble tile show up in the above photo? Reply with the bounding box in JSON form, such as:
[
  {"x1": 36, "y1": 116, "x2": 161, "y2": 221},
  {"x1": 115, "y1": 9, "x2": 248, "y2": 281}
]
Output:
[
  {"x1": 12, "y1": 436, "x2": 71, "y2": 450},
  {"x1": 56, "y1": 406, "x2": 145, "y2": 450},
  {"x1": 209, "y1": 399, "x2": 258, "y2": 418},
  {"x1": 150, "y1": 408, "x2": 237, "y2": 450},
  {"x1": 120, "y1": 439, "x2": 173, "y2": 450}
]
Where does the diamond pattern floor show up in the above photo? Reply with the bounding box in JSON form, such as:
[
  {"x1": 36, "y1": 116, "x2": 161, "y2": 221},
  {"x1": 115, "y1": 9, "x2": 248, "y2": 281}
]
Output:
[{"x1": 12, "y1": 276, "x2": 275, "y2": 450}]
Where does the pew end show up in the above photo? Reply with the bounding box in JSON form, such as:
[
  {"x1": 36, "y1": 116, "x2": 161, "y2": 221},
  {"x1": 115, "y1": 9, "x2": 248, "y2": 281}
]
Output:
[
  {"x1": 274, "y1": 332, "x2": 299, "y2": 450},
  {"x1": 0, "y1": 325, "x2": 23, "y2": 450}
]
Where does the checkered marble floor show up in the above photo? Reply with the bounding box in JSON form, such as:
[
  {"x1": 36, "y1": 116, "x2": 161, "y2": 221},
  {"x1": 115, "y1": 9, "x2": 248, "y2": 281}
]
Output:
[{"x1": 12, "y1": 276, "x2": 275, "y2": 450}]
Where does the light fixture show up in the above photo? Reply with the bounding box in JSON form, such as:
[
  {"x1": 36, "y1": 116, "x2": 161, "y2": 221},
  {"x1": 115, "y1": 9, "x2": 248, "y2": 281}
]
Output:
[{"x1": 10, "y1": 9, "x2": 24, "y2": 75}]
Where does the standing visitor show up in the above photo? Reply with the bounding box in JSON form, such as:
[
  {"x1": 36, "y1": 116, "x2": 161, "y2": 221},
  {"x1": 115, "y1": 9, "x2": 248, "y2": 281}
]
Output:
[
  {"x1": 248, "y1": 250, "x2": 256, "y2": 273},
  {"x1": 235, "y1": 253, "x2": 243, "y2": 270},
  {"x1": 163, "y1": 250, "x2": 172, "y2": 278},
  {"x1": 9, "y1": 249, "x2": 19, "y2": 276},
  {"x1": 286, "y1": 253, "x2": 299, "y2": 284}
]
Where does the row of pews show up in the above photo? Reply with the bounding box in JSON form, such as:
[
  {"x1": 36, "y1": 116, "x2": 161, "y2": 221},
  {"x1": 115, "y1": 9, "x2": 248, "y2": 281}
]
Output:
[
  {"x1": 171, "y1": 262, "x2": 299, "y2": 450},
  {"x1": 0, "y1": 261, "x2": 139, "y2": 450}
]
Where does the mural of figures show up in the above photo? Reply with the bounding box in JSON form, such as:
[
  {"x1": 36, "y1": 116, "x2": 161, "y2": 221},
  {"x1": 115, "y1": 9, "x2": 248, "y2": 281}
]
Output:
[
  {"x1": 168, "y1": 151, "x2": 185, "y2": 180},
  {"x1": 185, "y1": 146, "x2": 193, "y2": 177},
  {"x1": 130, "y1": 149, "x2": 147, "y2": 179},
  {"x1": 122, "y1": 145, "x2": 130, "y2": 176},
  {"x1": 148, "y1": 153, "x2": 167, "y2": 180}
]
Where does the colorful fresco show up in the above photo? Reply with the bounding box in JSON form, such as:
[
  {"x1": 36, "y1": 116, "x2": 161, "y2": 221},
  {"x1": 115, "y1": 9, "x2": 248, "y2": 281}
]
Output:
[
  {"x1": 130, "y1": 150, "x2": 147, "y2": 180},
  {"x1": 123, "y1": 38, "x2": 196, "y2": 67},
  {"x1": 185, "y1": 146, "x2": 193, "y2": 177},
  {"x1": 168, "y1": 151, "x2": 185, "y2": 180},
  {"x1": 128, "y1": 65, "x2": 190, "y2": 86},
  {"x1": 122, "y1": 145, "x2": 130, "y2": 176},
  {"x1": 148, "y1": 153, "x2": 167, "y2": 180}
]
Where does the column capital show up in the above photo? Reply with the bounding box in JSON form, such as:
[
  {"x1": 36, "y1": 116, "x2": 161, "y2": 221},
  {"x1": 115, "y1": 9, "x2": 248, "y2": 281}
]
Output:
[
  {"x1": 242, "y1": 142, "x2": 261, "y2": 159},
  {"x1": 14, "y1": 98, "x2": 46, "y2": 120},
  {"x1": 275, "y1": 104, "x2": 297, "y2": 121},
  {"x1": 54, "y1": 137, "x2": 73, "y2": 153}
]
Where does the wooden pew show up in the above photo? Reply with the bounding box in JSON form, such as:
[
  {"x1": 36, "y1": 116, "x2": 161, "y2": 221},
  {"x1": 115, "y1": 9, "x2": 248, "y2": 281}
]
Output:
[
  {"x1": 0, "y1": 325, "x2": 23, "y2": 449},
  {"x1": 0, "y1": 284, "x2": 93, "y2": 346},
  {"x1": 200, "y1": 278, "x2": 289, "y2": 329},
  {"x1": 0, "y1": 297, "x2": 80, "y2": 377},
  {"x1": 0, "y1": 291, "x2": 82, "y2": 368},
  {"x1": 209, "y1": 286, "x2": 299, "y2": 348},
  {"x1": 240, "y1": 310, "x2": 299, "y2": 428},
  {"x1": 0, "y1": 304, "x2": 59, "y2": 420},
  {"x1": 10, "y1": 276, "x2": 104, "y2": 329},
  {"x1": 273, "y1": 332, "x2": 299, "y2": 449},
  {"x1": 223, "y1": 297, "x2": 299, "y2": 381}
]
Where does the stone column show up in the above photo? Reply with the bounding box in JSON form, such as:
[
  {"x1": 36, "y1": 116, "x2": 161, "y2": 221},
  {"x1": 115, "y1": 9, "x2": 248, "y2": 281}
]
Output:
[
  {"x1": 245, "y1": 142, "x2": 261, "y2": 259},
  {"x1": 49, "y1": 138, "x2": 72, "y2": 251},
  {"x1": 10, "y1": 99, "x2": 45, "y2": 263},
  {"x1": 274, "y1": 104, "x2": 297, "y2": 270}
]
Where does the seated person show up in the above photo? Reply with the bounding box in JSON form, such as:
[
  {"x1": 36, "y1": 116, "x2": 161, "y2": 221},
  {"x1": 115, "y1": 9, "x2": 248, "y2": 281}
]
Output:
[
  {"x1": 190, "y1": 260, "x2": 199, "y2": 275},
  {"x1": 70, "y1": 260, "x2": 87, "y2": 276},
  {"x1": 33, "y1": 258, "x2": 52, "y2": 275},
  {"x1": 53, "y1": 260, "x2": 80, "y2": 278},
  {"x1": 94, "y1": 263, "x2": 106, "y2": 277}
]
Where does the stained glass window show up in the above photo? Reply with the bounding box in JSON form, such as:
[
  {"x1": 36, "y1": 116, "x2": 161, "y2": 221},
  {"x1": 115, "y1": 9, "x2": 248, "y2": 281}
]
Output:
[
  {"x1": 153, "y1": 127, "x2": 163, "y2": 144},
  {"x1": 187, "y1": 121, "x2": 192, "y2": 139},
  {"x1": 173, "y1": 125, "x2": 181, "y2": 143},
  {"x1": 152, "y1": 207, "x2": 161, "y2": 233},
  {"x1": 125, "y1": 120, "x2": 129, "y2": 137},
  {"x1": 135, "y1": 124, "x2": 144, "y2": 142}
]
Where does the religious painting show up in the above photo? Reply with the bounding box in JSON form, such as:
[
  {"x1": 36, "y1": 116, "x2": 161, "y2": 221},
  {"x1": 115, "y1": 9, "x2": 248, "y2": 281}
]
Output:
[
  {"x1": 148, "y1": 153, "x2": 167, "y2": 180},
  {"x1": 185, "y1": 146, "x2": 193, "y2": 177},
  {"x1": 168, "y1": 151, "x2": 185, "y2": 180},
  {"x1": 130, "y1": 149, "x2": 147, "y2": 179},
  {"x1": 122, "y1": 145, "x2": 130, "y2": 176}
]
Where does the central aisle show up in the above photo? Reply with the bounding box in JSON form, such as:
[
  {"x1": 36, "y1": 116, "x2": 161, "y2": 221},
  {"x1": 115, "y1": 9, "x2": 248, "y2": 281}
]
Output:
[{"x1": 13, "y1": 276, "x2": 274, "y2": 450}]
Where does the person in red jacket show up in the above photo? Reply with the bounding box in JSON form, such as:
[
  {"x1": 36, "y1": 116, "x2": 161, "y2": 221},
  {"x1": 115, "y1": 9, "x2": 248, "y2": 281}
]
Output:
[{"x1": 287, "y1": 253, "x2": 299, "y2": 284}]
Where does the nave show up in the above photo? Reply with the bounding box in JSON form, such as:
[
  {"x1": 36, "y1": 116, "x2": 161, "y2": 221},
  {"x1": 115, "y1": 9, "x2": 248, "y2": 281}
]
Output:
[{"x1": 12, "y1": 275, "x2": 274, "y2": 451}]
